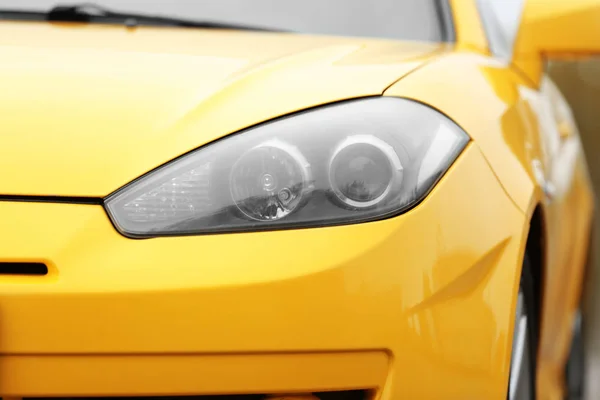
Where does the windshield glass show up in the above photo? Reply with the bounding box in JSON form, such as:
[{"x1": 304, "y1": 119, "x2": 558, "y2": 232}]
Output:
[{"x1": 0, "y1": 0, "x2": 450, "y2": 42}]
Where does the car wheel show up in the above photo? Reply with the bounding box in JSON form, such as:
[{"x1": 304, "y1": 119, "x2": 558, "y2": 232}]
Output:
[
  {"x1": 508, "y1": 256, "x2": 537, "y2": 400},
  {"x1": 565, "y1": 308, "x2": 585, "y2": 400}
]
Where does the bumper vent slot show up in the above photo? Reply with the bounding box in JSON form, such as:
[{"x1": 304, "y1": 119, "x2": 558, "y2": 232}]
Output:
[{"x1": 0, "y1": 262, "x2": 48, "y2": 276}]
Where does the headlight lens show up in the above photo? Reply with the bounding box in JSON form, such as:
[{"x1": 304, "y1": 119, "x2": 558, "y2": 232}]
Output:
[
  {"x1": 106, "y1": 97, "x2": 469, "y2": 237},
  {"x1": 230, "y1": 139, "x2": 313, "y2": 221}
]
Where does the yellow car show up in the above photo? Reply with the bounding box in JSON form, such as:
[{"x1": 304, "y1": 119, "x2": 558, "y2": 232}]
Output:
[{"x1": 0, "y1": 0, "x2": 598, "y2": 399}]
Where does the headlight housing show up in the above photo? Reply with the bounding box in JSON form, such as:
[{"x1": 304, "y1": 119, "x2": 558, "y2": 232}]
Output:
[{"x1": 106, "y1": 97, "x2": 469, "y2": 237}]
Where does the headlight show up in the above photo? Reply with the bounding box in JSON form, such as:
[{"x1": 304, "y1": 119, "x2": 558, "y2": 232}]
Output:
[{"x1": 106, "y1": 97, "x2": 469, "y2": 237}]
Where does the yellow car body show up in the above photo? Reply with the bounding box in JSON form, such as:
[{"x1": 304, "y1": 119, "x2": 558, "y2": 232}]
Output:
[{"x1": 0, "y1": 1, "x2": 596, "y2": 400}]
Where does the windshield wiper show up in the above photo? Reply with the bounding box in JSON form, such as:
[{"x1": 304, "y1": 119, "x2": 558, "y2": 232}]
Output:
[{"x1": 0, "y1": 3, "x2": 280, "y2": 31}]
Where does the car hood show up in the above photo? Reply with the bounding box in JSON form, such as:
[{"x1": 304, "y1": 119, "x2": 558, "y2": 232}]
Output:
[{"x1": 0, "y1": 21, "x2": 445, "y2": 197}]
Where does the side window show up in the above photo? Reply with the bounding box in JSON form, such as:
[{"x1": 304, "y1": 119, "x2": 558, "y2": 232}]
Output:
[{"x1": 476, "y1": 0, "x2": 525, "y2": 61}]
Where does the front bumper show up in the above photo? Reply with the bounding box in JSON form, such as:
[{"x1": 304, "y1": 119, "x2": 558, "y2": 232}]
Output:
[{"x1": 0, "y1": 145, "x2": 527, "y2": 400}]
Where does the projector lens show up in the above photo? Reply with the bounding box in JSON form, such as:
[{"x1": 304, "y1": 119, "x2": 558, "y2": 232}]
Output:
[{"x1": 329, "y1": 135, "x2": 403, "y2": 209}]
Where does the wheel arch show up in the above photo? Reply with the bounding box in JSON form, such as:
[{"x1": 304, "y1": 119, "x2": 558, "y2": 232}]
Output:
[{"x1": 525, "y1": 204, "x2": 546, "y2": 324}]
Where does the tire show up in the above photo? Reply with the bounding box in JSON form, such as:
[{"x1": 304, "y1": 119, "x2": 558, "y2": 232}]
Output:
[
  {"x1": 565, "y1": 309, "x2": 585, "y2": 400},
  {"x1": 508, "y1": 255, "x2": 538, "y2": 400}
]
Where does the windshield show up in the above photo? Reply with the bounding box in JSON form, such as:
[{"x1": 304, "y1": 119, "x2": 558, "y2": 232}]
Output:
[{"x1": 0, "y1": 0, "x2": 451, "y2": 42}]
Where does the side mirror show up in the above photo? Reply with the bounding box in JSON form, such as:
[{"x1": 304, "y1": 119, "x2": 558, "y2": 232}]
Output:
[{"x1": 514, "y1": 0, "x2": 600, "y2": 83}]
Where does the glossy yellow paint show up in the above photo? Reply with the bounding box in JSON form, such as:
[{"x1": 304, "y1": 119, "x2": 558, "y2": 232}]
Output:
[
  {"x1": 518, "y1": 0, "x2": 600, "y2": 53},
  {"x1": 0, "y1": 144, "x2": 526, "y2": 399},
  {"x1": 0, "y1": 21, "x2": 443, "y2": 196},
  {"x1": 514, "y1": 0, "x2": 600, "y2": 84},
  {"x1": 385, "y1": 37, "x2": 594, "y2": 400},
  {"x1": 0, "y1": 3, "x2": 596, "y2": 400},
  {"x1": 449, "y1": 0, "x2": 488, "y2": 53}
]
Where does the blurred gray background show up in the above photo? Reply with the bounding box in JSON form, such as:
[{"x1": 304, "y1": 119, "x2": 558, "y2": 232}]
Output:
[{"x1": 549, "y1": 60, "x2": 600, "y2": 400}]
